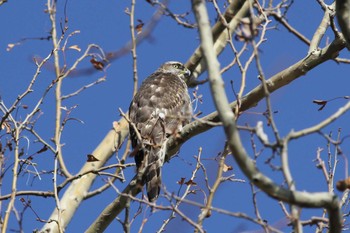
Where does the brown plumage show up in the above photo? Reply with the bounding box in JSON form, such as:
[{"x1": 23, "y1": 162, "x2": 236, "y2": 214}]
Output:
[{"x1": 129, "y1": 61, "x2": 192, "y2": 202}]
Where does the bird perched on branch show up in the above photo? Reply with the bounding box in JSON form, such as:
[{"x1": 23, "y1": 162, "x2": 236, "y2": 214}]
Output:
[{"x1": 129, "y1": 61, "x2": 192, "y2": 202}]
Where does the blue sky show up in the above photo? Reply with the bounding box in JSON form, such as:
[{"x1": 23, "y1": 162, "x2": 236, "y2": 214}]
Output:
[{"x1": 1, "y1": 0, "x2": 350, "y2": 232}]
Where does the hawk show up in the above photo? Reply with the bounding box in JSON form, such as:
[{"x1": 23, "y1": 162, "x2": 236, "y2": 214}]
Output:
[{"x1": 129, "y1": 61, "x2": 192, "y2": 202}]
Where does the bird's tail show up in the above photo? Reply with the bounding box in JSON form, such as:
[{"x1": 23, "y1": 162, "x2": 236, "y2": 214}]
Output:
[
  {"x1": 144, "y1": 157, "x2": 162, "y2": 202},
  {"x1": 137, "y1": 146, "x2": 165, "y2": 202}
]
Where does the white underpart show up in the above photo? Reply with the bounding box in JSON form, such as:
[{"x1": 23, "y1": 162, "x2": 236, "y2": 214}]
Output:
[
  {"x1": 152, "y1": 108, "x2": 166, "y2": 120},
  {"x1": 158, "y1": 112, "x2": 165, "y2": 119}
]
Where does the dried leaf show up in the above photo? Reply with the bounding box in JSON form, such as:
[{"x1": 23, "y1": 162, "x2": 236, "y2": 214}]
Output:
[
  {"x1": 68, "y1": 45, "x2": 81, "y2": 52},
  {"x1": 313, "y1": 99, "x2": 327, "y2": 111},
  {"x1": 87, "y1": 154, "x2": 99, "y2": 162},
  {"x1": 1, "y1": 121, "x2": 12, "y2": 133},
  {"x1": 313, "y1": 99, "x2": 327, "y2": 105},
  {"x1": 222, "y1": 163, "x2": 233, "y2": 172},
  {"x1": 37, "y1": 145, "x2": 48, "y2": 154},
  {"x1": 336, "y1": 177, "x2": 350, "y2": 191},
  {"x1": 177, "y1": 177, "x2": 186, "y2": 185},
  {"x1": 184, "y1": 179, "x2": 197, "y2": 186},
  {"x1": 90, "y1": 58, "x2": 104, "y2": 70},
  {"x1": 135, "y1": 19, "x2": 144, "y2": 34}
]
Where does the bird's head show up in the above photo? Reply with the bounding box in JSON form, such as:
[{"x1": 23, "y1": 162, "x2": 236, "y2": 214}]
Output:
[{"x1": 159, "y1": 61, "x2": 191, "y2": 83}]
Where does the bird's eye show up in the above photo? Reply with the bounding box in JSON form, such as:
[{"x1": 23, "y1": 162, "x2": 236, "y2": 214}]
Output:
[{"x1": 172, "y1": 64, "x2": 180, "y2": 69}]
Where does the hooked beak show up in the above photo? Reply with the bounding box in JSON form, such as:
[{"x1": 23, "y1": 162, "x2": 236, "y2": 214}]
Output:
[{"x1": 184, "y1": 68, "x2": 191, "y2": 77}]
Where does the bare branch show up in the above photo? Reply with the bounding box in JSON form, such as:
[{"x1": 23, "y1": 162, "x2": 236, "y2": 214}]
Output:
[
  {"x1": 192, "y1": 1, "x2": 342, "y2": 233},
  {"x1": 308, "y1": 2, "x2": 335, "y2": 53},
  {"x1": 186, "y1": 0, "x2": 250, "y2": 84}
]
